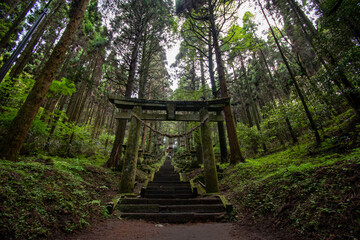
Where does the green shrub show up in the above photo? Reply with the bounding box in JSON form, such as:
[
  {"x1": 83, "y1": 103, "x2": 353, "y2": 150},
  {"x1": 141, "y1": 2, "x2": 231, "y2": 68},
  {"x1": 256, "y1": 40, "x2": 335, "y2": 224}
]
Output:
[{"x1": 237, "y1": 122, "x2": 265, "y2": 156}]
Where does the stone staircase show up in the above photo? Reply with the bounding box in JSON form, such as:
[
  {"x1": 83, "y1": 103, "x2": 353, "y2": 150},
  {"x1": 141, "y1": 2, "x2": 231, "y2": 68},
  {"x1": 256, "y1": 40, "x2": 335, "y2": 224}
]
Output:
[{"x1": 116, "y1": 158, "x2": 227, "y2": 223}]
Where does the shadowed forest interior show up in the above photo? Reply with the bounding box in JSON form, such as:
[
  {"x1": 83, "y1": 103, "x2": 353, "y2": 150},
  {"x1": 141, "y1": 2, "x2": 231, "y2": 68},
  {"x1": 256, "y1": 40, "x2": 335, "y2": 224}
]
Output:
[{"x1": 0, "y1": 0, "x2": 359, "y2": 239}]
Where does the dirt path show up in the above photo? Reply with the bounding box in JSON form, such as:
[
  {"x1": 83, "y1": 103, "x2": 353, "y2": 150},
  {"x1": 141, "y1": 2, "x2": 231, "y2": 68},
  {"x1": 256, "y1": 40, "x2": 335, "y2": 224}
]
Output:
[{"x1": 62, "y1": 218, "x2": 297, "y2": 240}]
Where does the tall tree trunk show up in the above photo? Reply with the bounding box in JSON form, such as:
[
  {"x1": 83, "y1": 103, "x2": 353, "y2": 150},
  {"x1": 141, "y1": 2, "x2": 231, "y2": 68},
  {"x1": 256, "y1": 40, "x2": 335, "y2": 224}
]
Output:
[
  {"x1": 0, "y1": 0, "x2": 64, "y2": 107},
  {"x1": 288, "y1": 0, "x2": 360, "y2": 115},
  {"x1": 208, "y1": 30, "x2": 228, "y2": 163},
  {"x1": 138, "y1": 33, "x2": 154, "y2": 99},
  {"x1": 208, "y1": 1, "x2": 244, "y2": 164},
  {"x1": 259, "y1": 0, "x2": 321, "y2": 145},
  {"x1": 10, "y1": 0, "x2": 64, "y2": 80},
  {"x1": 199, "y1": 52, "x2": 206, "y2": 97},
  {"x1": 66, "y1": 81, "x2": 88, "y2": 122},
  {"x1": 106, "y1": 34, "x2": 142, "y2": 169},
  {"x1": 0, "y1": 0, "x2": 90, "y2": 161},
  {"x1": 104, "y1": 107, "x2": 115, "y2": 152},
  {"x1": 0, "y1": 0, "x2": 37, "y2": 52},
  {"x1": 91, "y1": 99, "x2": 104, "y2": 139},
  {"x1": 258, "y1": 49, "x2": 298, "y2": 144},
  {"x1": 44, "y1": 95, "x2": 67, "y2": 152}
]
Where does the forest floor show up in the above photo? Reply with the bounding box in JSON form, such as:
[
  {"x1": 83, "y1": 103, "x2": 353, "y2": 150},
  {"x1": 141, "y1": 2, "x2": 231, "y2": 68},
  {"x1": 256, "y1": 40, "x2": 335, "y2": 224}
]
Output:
[
  {"x1": 1, "y1": 131, "x2": 358, "y2": 239},
  {"x1": 57, "y1": 217, "x2": 300, "y2": 240}
]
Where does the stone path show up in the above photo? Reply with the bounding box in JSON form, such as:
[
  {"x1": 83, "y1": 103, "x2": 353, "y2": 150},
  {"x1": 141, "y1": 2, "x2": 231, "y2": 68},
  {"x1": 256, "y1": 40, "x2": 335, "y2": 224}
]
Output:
[{"x1": 117, "y1": 158, "x2": 226, "y2": 222}]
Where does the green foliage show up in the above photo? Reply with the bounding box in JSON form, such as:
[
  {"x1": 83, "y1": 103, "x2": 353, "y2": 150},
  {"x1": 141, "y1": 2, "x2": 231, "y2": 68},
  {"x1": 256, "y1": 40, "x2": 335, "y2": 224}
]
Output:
[
  {"x1": 172, "y1": 80, "x2": 205, "y2": 100},
  {"x1": 223, "y1": 146, "x2": 360, "y2": 239},
  {"x1": 0, "y1": 4, "x2": 11, "y2": 38},
  {"x1": 49, "y1": 77, "x2": 76, "y2": 97},
  {"x1": 0, "y1": 156, "x2": 117, "y2": 239},
  {"x1": 23, "y1": 119, "x2": 49, "y2": 155},
  {"x1": 237, "y1": 122, "x2": 265, "y2": 157},
  {"x1": 0, "y1": 73, "x2": 36, "y2": 109},
  {"x1": 0, "y1": 109, "x2": 49, "y2": 155},
  {"x1": 47, "y1": 119, "x2": 112, "y2": 157},
  {"x1": 222, "y1": 11, "x2": 263, "y2": 57}
]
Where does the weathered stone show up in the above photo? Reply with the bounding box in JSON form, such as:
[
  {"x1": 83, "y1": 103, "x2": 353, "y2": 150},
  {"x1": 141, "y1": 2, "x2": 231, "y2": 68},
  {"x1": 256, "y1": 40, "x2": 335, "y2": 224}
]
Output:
[
  {"x1": 119, "y1": 106, "x2": 142, "y2": 193},
  {"x1": 200, "y1": 108, "x2": 219, "y2": 193}
]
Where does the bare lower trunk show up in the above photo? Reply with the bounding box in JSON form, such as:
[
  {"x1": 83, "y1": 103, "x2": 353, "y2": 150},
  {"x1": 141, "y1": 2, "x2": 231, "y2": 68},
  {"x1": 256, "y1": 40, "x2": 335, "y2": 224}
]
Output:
[
  {"x1": 0, "y1": 0, "x2": 90, "y2": 161},
  {"x1": 208, "y1": 32, "x2": 228, "y2": 163}
]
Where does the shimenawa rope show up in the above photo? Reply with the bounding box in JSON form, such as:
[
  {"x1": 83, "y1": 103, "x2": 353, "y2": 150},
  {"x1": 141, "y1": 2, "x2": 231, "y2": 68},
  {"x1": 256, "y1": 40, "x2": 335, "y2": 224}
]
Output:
[{"x1": 130, "y1": 112, "x2": 208, "y2": 138}]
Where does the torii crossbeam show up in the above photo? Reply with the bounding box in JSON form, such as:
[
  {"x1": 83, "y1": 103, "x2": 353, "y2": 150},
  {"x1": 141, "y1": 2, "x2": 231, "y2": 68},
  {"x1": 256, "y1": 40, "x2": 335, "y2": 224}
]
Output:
[
  {"x1": 109, "y1": 95, "x2": 229, "y2": 194},
  {"x1": 109, "y1": 94, "x2": 230, "y2": 122}
]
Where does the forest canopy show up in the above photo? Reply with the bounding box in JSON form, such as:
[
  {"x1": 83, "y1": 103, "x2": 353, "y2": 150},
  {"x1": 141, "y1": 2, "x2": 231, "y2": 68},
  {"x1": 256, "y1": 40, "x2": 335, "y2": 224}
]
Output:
[{"x1": 0, "y1": 0, "x2": 359, "y2": 239}]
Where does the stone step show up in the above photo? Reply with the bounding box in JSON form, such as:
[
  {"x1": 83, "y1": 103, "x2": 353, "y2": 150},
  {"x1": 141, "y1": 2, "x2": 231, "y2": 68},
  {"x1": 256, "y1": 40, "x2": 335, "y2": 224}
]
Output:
[
  {"x1": 144, "y1": 189, "x2": 193, "y2": 195},
  {"x1": 146, "y1": 185, "x2": 191, "y2": 190},
  {"x1": 159, "y1": 165, "x2": 174, "y2": 169},
  {"x1": 117, "y1": 204, "x2": 159, "y2": 213},
  {"x1": 144, "y1": 193, "x2": 194, "y2": 199},
  {"x1": 152, "y1": 178, "x2": 180, "y2": 183},
  {"x1": 154, "y1": 173, "x2": 179, "y2": 177},
  {"x1": 117, "y1": 204, "x2": 225, "y2": 213},
  {"x1": 117, "y1": 212, "x2": 226, "y2": 223},
  {"x1": 159, "y1": 204, "x2": 225, "y2": 213},
  {"x1": 151, "y1": 179, "x2": 182, "y2": 183},
  {"x1": 116, "y1": 158, "x2": 227, "y2": 223},
  {"x1": 120, "y1": 198, "x2": 223, "y2": 205},
  {"x1": 153, "y1": 175, "x2": 179, "y2": 179},
  {"x1": 147, "y1": 182, "x2": 190, "y2": 186}
]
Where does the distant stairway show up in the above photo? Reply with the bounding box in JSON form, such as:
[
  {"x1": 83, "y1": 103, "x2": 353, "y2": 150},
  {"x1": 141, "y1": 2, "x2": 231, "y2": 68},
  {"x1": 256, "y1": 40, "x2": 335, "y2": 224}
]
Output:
[{"x1": 116, "y1": 158, "x2": 227, "y2": 223}]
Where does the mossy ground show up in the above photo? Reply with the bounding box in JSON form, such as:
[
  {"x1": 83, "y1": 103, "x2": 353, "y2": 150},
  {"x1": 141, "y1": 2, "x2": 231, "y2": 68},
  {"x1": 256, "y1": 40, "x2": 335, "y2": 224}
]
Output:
[
  {"x1": 0, "y1": 156, "x2": 119, "y2": 240},
  {"x1": 220, "y1": 146, "x2": 360, "y2": 239},
  {"x1": 178, "y1": 109, "x2": 360, "y2": 239},
  {"x1": 0, "y1": 154, "x2": 162, "y2": 240}
]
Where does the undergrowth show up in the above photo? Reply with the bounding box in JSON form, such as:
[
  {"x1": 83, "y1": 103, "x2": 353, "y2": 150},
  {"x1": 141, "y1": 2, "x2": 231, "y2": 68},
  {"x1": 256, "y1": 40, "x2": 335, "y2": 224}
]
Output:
[
  {"x1": 0, "y1": 156, "x2": 118, "y2": 240},
  {"x1": 222, "y1": 146, "x2": 360, "y2": 239}
]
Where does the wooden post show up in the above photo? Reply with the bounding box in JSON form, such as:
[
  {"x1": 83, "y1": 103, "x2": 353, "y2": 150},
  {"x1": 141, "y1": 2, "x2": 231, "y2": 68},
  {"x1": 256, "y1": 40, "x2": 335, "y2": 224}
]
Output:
[
  {"x1": 119, "y1": 106, "x2": 142, "y2": 193},
  {"x1": 200, "y1": 108, "x2": 219, "y2": 193}
]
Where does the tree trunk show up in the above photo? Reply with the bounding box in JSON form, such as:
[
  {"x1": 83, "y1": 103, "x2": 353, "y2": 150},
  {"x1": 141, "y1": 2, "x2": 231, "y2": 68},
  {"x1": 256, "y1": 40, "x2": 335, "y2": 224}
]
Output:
[
  {"x1": 259, "y1": 0, "x2": 321, "y2": 145},
  {"x1": 91, "y1": 99, "x2": 103, "y2": 139},
  {"x1": 208, "y1": 1, "x2": 244, "y2": 164},
  {"x1": 0, "y1": 0, "x2": 90, "y2": 161},
  {"x1": 10, "y1": 0, "x2": 64, "y2": 80},
  {"x1": 208, "y1": 30, "x2": 228, "y2": 163},
  {"x1": 258, "y1": 49, "x2": 298, "y2": 144},
  {"x1": 288, "y1": 0, "x2": 360, "y2": 115},
  {"x1": 0, "y1": 1, "x2": 64, "y2": 107},
  {"x1": 0, "y1": 0, "x2": 37, "y2": 52},
  {"x1": 199, "y1": 52, "x2": 206, "y2": 97},
  {"x1": 106, "y1": 34, "x2": 142, "y2": 169},
  {"x1": 104, "y1": 107, "x2": 115, "y2": 152}
]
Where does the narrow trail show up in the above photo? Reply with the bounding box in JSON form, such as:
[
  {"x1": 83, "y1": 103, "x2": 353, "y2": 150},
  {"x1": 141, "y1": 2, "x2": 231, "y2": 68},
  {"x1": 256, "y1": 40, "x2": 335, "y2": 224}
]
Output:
[{"x1": 63, "y1": 218, "x2": 285, "y2": 240}]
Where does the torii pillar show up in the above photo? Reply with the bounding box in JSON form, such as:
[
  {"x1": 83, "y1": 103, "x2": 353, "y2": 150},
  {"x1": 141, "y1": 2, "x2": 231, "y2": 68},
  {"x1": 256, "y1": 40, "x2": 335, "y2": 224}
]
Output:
[
  {"x1": 119, "y1": 106, "x2": 142, "y2": 193},
  {"x1": 200, "y1": 108, "x2": 219, "y2": 193}
]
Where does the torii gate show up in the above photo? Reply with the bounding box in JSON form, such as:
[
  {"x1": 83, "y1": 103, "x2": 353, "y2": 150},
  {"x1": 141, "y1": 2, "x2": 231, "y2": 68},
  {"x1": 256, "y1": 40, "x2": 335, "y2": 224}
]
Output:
[{"x1": 109, "y1": 95, "x2": 230, "y2": 194}]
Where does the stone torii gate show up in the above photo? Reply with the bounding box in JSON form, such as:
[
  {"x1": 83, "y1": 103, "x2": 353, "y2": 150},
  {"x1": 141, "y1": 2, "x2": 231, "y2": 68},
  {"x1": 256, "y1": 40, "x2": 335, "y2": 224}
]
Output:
[{"x1": 109, "y1": 95, "x2": 230, "y2": 194}]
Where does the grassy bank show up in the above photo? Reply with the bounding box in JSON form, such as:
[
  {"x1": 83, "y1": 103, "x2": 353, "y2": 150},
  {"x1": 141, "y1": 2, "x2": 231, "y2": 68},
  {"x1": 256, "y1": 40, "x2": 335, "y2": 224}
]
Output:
[
  {"x1": 0, "y1": 156, "x2": 119, "y2": 239},
  {"x1": 221, "y1": 146, "x2": 360, "y2": 239}
]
